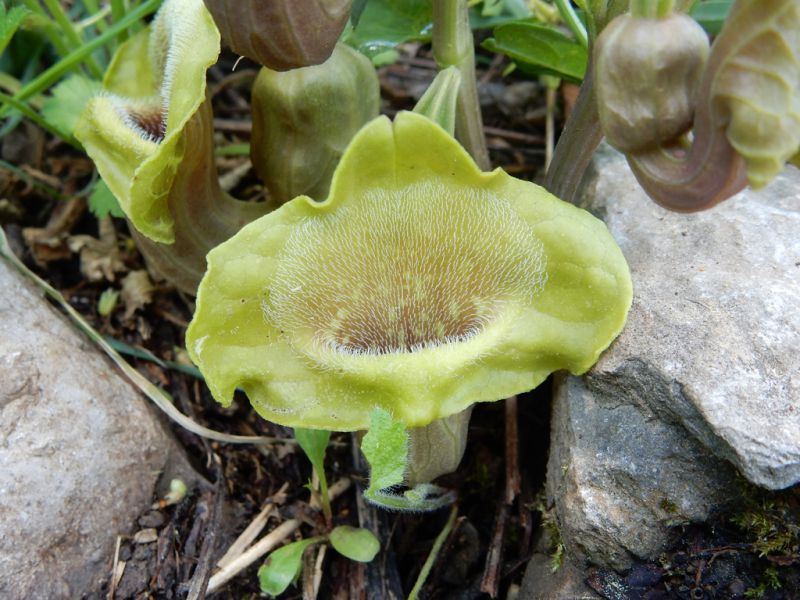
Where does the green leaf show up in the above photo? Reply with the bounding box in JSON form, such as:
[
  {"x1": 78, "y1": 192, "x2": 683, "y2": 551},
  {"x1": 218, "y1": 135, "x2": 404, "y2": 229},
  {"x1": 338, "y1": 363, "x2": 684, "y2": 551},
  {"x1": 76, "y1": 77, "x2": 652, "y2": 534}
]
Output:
[
  {"x1": 362, "y1": 408, "x2": 408, "y2": 492},
  {"x1": 0, "y1": 2, "x2": 30, "y2": 57},
  {"x1": 343, "y1": 0, "x2": 432, "y2": 61},
  {"x1": 88, "y1": 179, "x2": 124, "y2": 219},
  {"x1": 294, "y1": 428, "x2": 331, "y2": 475},
  {"x1": 689, "y1": 0, "x2": 734, "y2": 34},
  {"x1": 329, "y1": 526, "x2": 380, "y2": 562},
  {"x1": 351, "y1": 0, "x2": 369, "y2": 27},
  {"x1": 360, "y1": 408, "x2": 456, "y2": 512},
  {"x1": 482, "y1": 20, "x2": 587, "y2": 82},
  {"x1": 258, "y1": 538, "x2": 323, "y2": 596},
  {"x1": 41, "y1": 75, "x2": 102, "y2": 140}
]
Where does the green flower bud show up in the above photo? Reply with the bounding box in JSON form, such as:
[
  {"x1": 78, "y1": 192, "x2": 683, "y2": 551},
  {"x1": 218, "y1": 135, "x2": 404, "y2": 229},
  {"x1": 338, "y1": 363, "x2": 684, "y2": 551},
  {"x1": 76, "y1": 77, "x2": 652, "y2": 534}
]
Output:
[
  {"x1": 186, "y1": 112, "x2": 632, "y2": 432},
  {"x1": 250, "y1": 43, "x2": 379, "y2": 205},
  {"x1": 202, "y1": 0, "x2": 351, "y2": 71},
  {"x1": 595, "y1": 12, "x2": 709, "y2": 153}
]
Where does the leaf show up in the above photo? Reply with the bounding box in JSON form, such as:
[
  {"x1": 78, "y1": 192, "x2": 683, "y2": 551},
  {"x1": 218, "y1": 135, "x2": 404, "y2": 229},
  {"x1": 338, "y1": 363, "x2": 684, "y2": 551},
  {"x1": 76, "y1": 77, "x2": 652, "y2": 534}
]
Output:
[
  {"x1": 329, "y1": 526, "x2": 380, "y2": 562},
  {"x1": 361, "y1": 408, "x2": 457, "y2": 512},
  {"x1": 41, "y1": 75, "x2": 102, "y2": 141},
  {"x1": 0, "y1": 2, "x2": 29, "y2": 57},
  {"x1": 350, "y1": 0, "x2": 369, "y2": 27},
  {"x1": 294, "y1": 428, "x2": 331, "y2": 475},
  {"x1": 361, "y1": 408, "x2": 408, "y2": 492},
  {"x1": 689, "y1": 0, "x2": 733, "y2": 34},
  {"x1": 482, "y1": 20, "x2": 588, "y2": 82},
  {"x1": 258, "y1": 538, "x2": 322, "y2": 596},
  {"x1": 343, "y1": 0, "x2": 432, "y2": 61},
  {"x1": 88, "y1": 179, "x2": 124, "y2": 219}
]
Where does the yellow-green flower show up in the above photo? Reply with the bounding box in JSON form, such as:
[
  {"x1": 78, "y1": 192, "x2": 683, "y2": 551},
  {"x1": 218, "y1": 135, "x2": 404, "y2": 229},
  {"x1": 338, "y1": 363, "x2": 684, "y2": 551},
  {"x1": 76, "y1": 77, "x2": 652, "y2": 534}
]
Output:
[{"x1": 187, "y1": 111, "x2": 632, "y2": 431}]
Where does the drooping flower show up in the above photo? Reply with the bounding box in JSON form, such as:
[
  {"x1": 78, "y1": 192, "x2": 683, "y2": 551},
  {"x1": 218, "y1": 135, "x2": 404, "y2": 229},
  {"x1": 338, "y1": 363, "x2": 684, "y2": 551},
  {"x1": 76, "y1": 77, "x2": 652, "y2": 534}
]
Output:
[{"x1": 186, "y1": 111, "x2": 632, "y2": 431}]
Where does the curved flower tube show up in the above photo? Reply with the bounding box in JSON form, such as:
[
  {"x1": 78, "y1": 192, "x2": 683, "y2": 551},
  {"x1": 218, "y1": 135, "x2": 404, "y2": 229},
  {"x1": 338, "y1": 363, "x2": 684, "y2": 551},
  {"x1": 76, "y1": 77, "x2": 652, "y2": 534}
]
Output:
[
  {"x1": 595, "y1": 0, "x2": 799, "y2": 211},
  {"x1": 186, "y1": 112, "x2": 632, "y2": 432}
]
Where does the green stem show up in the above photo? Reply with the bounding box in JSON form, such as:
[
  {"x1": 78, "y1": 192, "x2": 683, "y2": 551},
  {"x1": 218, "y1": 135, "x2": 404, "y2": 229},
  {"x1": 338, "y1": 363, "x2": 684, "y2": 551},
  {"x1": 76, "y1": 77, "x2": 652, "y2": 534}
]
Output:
[
  {"x1": 21, "y1": 0, "x2": 70, "y2": 57},
  {"x1": 631, "y1": 0, "x2": 675, "y2": 18},
  {"x1": 317, "y1": 468, "x2": 332, "y2": 526},
  {"x1": 432, "y1": 0, "x2": 490, "y2": 170},
  {"x1": 0, "y1": 91, "x2": 76, "y2": 144},
  {"x1": 41, "y1": 0, "x2": 105, "y2": 78},
  {"x1": 0, "y1": 0, "x2": 161, "y2": 119},
  {"x1": 407, "y1": 505, "x2": 458, "y2": 600},
  {"x1": 543, "y1": 56, "x2": 603, "y2": 203},
  {"x1": 110, "y1": 0, "x2": 130, "y2": 43},
  {"x1": 554, "y1": 0, "x2": 588, "y2": 48}
]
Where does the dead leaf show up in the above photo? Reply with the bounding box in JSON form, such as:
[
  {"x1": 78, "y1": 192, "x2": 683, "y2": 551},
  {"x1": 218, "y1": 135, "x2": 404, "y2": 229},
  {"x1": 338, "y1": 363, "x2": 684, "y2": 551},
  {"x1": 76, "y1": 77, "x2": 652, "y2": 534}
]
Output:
[
  {"x1": 121, "y1": 270, "x2": 155, "y2": 321},
  {"x1": 68, "y1": 217, "x2": 126, "y2": 282}
]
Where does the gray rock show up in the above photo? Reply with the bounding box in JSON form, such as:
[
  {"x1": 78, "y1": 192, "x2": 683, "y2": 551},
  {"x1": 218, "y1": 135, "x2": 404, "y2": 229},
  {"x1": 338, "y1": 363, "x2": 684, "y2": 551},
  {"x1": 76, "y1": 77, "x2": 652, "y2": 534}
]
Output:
[
  {"x1": 547, "y1": 374, "x2": 738, "y2": 569},
  {"x1": 577, "y1": 149, "x2": 800, "y2": 490},
  {"x1": 0, "y1": 259, "x2": 185, "y2": 599},
  {"x1": 545, "y1": 149, "x2": 800, "y2": 569}
]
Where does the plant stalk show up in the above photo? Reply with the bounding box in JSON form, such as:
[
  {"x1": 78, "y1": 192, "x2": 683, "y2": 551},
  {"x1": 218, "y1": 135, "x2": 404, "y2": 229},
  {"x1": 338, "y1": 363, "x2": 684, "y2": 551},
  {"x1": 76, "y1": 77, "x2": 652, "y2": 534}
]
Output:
[
  {"x1": 432, "y1": 0, "x2": 490, "y2": 170},
  {"x1": 543, "y1": 56, "x2": 604, "y2": 203},
  {"x1": 631, "y1": 0, "x2": 675, "y2": 18}
]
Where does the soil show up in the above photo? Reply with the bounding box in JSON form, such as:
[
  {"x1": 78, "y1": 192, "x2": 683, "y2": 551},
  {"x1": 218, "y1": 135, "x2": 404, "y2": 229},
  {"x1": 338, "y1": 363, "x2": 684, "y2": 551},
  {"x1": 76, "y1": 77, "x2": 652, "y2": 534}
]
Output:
[{"x1": 1, "y1": 41, "x2": 798, "y2": 600}]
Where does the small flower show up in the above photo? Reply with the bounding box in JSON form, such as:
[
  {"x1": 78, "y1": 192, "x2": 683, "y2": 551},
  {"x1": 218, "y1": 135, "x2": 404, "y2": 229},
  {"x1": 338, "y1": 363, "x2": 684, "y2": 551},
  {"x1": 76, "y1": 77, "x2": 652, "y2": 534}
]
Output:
[
  {"x1": 187, "y1": 112, "x2": 632, "y2": 430},
  {"x1": 75, "y1": 0, "x2": 219, "y2": 244}
]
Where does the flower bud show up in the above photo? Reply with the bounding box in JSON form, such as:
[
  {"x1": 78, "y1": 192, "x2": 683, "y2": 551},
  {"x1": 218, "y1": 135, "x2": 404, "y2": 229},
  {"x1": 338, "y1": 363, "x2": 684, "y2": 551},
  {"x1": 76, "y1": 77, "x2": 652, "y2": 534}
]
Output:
[
  {"x1": 595, "y1": 12, "x2": 709, "y2": 153},
  {"x1": 202, "y1": 0, "x2": 351, "y2": 70},
  {"x1": 250, "y1": 43, "x2": 380, "y2": 205}
]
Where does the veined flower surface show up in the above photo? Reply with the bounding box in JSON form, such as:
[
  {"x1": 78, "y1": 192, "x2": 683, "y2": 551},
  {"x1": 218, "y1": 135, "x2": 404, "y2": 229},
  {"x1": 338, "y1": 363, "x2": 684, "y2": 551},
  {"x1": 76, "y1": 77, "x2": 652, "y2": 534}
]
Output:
[{"x1": 187, "y1": 112, "x2": 632, "y2": 430}]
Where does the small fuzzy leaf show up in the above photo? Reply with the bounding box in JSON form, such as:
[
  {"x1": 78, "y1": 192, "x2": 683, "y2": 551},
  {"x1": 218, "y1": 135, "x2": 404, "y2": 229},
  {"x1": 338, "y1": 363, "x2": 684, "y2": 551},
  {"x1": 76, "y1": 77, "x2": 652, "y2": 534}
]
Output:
[
  {"x1": 88, "y1": 179, "x2": 124, "y2": 219},
  {"x1": 258, "y1": 538, "x2": 321, "y2": 596},
  {"x1": 41, "y1": 76, "x2": 102, "y2": 140},
  {"x1": 482, "y1": 21, "x2": 587, "y2": 82},
  {"x1": 294, "y1": 428, "x2": 331, "y2": 475},
  {"x1": 329, "y1": 526, "x2": 380, "y2": 562},
  {"x1": 361, "y1": 408, "x2": 408, "y2": 492}
]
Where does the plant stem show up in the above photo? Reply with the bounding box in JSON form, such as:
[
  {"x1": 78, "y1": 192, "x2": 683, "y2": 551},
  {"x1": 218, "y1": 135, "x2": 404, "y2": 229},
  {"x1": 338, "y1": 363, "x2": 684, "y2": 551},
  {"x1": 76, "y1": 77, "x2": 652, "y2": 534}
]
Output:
[
  {"x1": 543, "y1": 56, "x2": 604, "y2": 204},
  {"x1": 554, "y1": 0, "x2": 588, "y2": 48},
  {"x1": 0, "y1": 91, "x2": 75, "y2": 143},
  {"x1": 41, "y1": 0, "x2": 105, "y2": 78},
  {"x1": 0, "y1": 0, "x2": 161, "y2": 119},
  {"x1": 631, "y1": 0, "x2": 675, "y2": 18},
  {"x1": 110, "y1": 0, "x2": 130, "y2": 43},
  {"x1": 407, "y1": 505, "x2": 458, "y2": 600},
  {"x1": 316, "y1": 467, "x2": 333, "y2": 527},
  {"x1": 432, "y1": 0, "x2": 490, "y2": 170}
]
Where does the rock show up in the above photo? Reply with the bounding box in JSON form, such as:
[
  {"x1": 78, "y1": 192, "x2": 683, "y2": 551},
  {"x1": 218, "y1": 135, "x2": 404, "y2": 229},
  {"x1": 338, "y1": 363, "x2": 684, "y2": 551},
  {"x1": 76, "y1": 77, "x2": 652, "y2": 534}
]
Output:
[
  {"x1": 520, "y1": 547, "x2": 599, "y2": 599},
  {"x1": 0, "y1": 258, "x2": 188, "y2": 599},
  {"x1": 545, "y1": 149, "x2": 800, "y2": 569},
  {"x1": 578, "y1": 148, "x2": 800, "y2": 489},
  {"x1": 547, "y1": 374, "x2": 738, "y2": 569}
]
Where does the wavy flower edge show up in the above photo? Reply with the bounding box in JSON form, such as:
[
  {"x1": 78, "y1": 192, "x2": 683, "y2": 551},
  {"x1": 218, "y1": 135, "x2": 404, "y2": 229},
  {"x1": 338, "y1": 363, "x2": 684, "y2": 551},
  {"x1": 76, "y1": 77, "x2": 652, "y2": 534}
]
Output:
[{"x1": 186, "y1": 111, "x2": 632, "y2": 431}]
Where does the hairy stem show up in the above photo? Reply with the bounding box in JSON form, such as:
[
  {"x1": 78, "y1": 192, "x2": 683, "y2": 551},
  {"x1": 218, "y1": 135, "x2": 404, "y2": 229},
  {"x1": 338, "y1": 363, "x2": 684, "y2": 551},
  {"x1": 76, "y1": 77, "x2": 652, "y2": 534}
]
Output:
[{"x1": 432, "y1": 0, "x2": 490, "y2": 170}]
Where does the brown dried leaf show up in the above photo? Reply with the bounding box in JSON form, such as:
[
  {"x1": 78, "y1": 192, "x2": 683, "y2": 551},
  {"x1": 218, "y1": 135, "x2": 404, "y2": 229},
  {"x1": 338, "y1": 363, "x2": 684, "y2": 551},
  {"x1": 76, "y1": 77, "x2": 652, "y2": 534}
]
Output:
[{"x1": 121, "y1": 270, "x2": 155, "y2": 321}]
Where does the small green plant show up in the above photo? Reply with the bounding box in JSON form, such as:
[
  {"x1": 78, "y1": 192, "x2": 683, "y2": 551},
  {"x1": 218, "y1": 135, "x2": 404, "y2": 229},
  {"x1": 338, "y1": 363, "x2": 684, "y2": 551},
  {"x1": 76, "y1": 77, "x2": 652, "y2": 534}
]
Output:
[{"x1": 258, "y1": 427, "x2": 380, "y2": 597}]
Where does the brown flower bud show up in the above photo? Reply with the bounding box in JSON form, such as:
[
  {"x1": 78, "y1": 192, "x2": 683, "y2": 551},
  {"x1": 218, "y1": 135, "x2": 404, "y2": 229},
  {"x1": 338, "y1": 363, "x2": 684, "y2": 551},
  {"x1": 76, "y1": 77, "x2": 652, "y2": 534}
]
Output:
[
  {"x1": 595, "y1": 13, "x2": 709, "y2": 153},
  {"x1": 203, "y1": 0, "x2": 351, "y2": 70}
]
